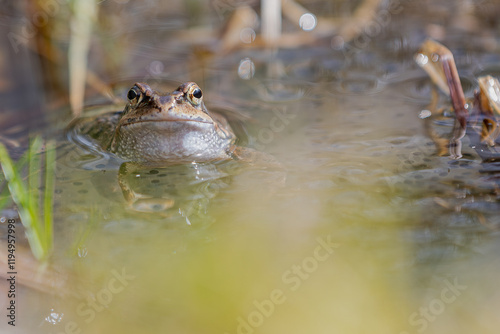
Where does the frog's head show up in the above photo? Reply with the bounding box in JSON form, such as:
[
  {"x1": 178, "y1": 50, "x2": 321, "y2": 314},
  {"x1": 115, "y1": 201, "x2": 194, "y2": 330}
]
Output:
[
  {"x1": 110, "y1": 82, "x2": 234, "y2": 162},
  {"x1": 119, "y1": 82, "x2": 214, "y2": 126}
]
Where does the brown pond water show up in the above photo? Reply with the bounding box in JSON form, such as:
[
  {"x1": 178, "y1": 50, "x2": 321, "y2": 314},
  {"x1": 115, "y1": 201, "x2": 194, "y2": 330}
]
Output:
[{"x1": 1, "y1": 1, "x2": 500, "y2": 333}]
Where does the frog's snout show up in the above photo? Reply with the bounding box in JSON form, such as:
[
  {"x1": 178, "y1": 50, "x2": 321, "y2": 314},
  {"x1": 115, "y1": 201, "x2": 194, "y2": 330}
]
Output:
[{"x1": 157, "y1": 92, "x2": 182, "y2": 112}]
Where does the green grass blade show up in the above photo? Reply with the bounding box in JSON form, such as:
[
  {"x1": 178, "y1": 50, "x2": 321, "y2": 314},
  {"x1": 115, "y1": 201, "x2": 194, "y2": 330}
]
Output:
[
  {"x1": 0, "y1": 137, "x2": 56, "y2": 261},
  {"x1": 43, "y1": 140, "x2": 56, "y2": 255},
  {"x1": 0, "y1": 142, "x2": 46, "y2": 260},
  {"x1": 28, "y1": 137, "x2": 43, "y2": 247},
  {"x1": 0, "y1": 144, "x2": 28, "y2": 205},
  {"x1": 0, "y1": 150, "x2": 29, "y2": 210}
]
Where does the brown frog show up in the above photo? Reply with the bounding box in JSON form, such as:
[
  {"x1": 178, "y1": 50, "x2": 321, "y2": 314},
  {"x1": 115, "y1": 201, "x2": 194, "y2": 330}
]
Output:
[
  {"x1": 71, "y1": 82, "x2": 246, "y2": 163},
  {"x1": 67, "y1": 81, "x2": 283, "y2": 212}
]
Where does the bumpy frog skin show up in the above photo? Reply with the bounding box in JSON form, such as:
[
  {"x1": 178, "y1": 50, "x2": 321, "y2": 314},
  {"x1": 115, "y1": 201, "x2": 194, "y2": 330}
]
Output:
[{"x1": 75, "y1": 82, "x2": 236, "y2": 163}]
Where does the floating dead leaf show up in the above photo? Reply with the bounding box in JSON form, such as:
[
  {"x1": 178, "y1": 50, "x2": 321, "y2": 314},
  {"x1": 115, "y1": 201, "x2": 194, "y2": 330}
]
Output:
[
  {"x1": 477, "y1": 212, "x2": 497, "y2": 230},
  {"x1": 433, "y1": 197, "x2": 451, "y2": 209},
  {"x1": 478, "y1": 75, "x2": 500, "y2": 116},
  {"x1": 481, "y1": 117, "x2": 500, "y2": 146}
]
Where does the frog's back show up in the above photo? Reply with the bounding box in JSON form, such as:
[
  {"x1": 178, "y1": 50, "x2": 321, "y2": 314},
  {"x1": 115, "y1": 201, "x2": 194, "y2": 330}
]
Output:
[{"x1": 68, "y1": 111, "x2": 122, "y2": 152}]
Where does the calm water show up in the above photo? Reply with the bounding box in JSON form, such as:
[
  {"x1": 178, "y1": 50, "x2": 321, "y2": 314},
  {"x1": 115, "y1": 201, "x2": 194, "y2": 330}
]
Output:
[{"x1": 1, "y1": 1, "x2": 500, "y2": 333}]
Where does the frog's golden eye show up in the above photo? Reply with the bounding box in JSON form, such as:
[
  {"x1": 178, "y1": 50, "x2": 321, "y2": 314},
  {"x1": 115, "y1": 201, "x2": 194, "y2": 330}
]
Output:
[
  {"x1": 187, "y1": 84, "x2": 203, "y2": 106},
  {"x1": 127, "y1": 86, "x2": 142, "y2": 105}
]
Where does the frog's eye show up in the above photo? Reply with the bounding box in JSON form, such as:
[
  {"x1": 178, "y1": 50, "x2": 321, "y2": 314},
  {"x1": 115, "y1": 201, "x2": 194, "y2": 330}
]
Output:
[
  {"x1": 193, "y1": 88, "x2": 202, "y2": 99},
  {"x1": 187, "y1": 85, "x2": 203, "y2": 106},
  {"x1": 127, "y1": 86, "x2": 142, "y2": 104}
]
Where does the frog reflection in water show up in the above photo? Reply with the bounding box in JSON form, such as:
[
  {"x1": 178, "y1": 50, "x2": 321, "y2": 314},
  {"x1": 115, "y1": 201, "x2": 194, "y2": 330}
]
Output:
[{"x1": 77, "y1": 82, "x2": 246, "y2": 163}]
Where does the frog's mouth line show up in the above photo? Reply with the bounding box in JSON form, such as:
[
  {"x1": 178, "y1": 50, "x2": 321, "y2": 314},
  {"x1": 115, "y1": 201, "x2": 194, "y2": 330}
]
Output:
[{"x1": 121, "y1": 119, "x2": 212, "y2": 127}]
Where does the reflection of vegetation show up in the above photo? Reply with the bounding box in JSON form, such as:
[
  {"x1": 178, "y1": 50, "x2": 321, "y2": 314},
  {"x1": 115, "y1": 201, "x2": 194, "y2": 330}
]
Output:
[
  {"x1": 0, "y1": 137, "x2": 56, "y2": 261},
  {"x1": 70, "y1": 207, "x2": 99, "y2": 258}
]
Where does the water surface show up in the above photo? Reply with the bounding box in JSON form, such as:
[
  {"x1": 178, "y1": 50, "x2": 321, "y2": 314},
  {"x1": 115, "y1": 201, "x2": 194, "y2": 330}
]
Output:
[{"x1": 1, "y1": 1, "x2": 500, "y2": 334}]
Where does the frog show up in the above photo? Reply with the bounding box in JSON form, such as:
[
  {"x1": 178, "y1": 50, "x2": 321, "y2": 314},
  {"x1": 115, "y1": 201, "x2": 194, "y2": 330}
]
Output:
[
  {"x1": 66, "y1": 81, "x2": 284, "y2": 212},
  {"x1": 70, "y1": 82, "x2": 251, "y2": 164}
]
